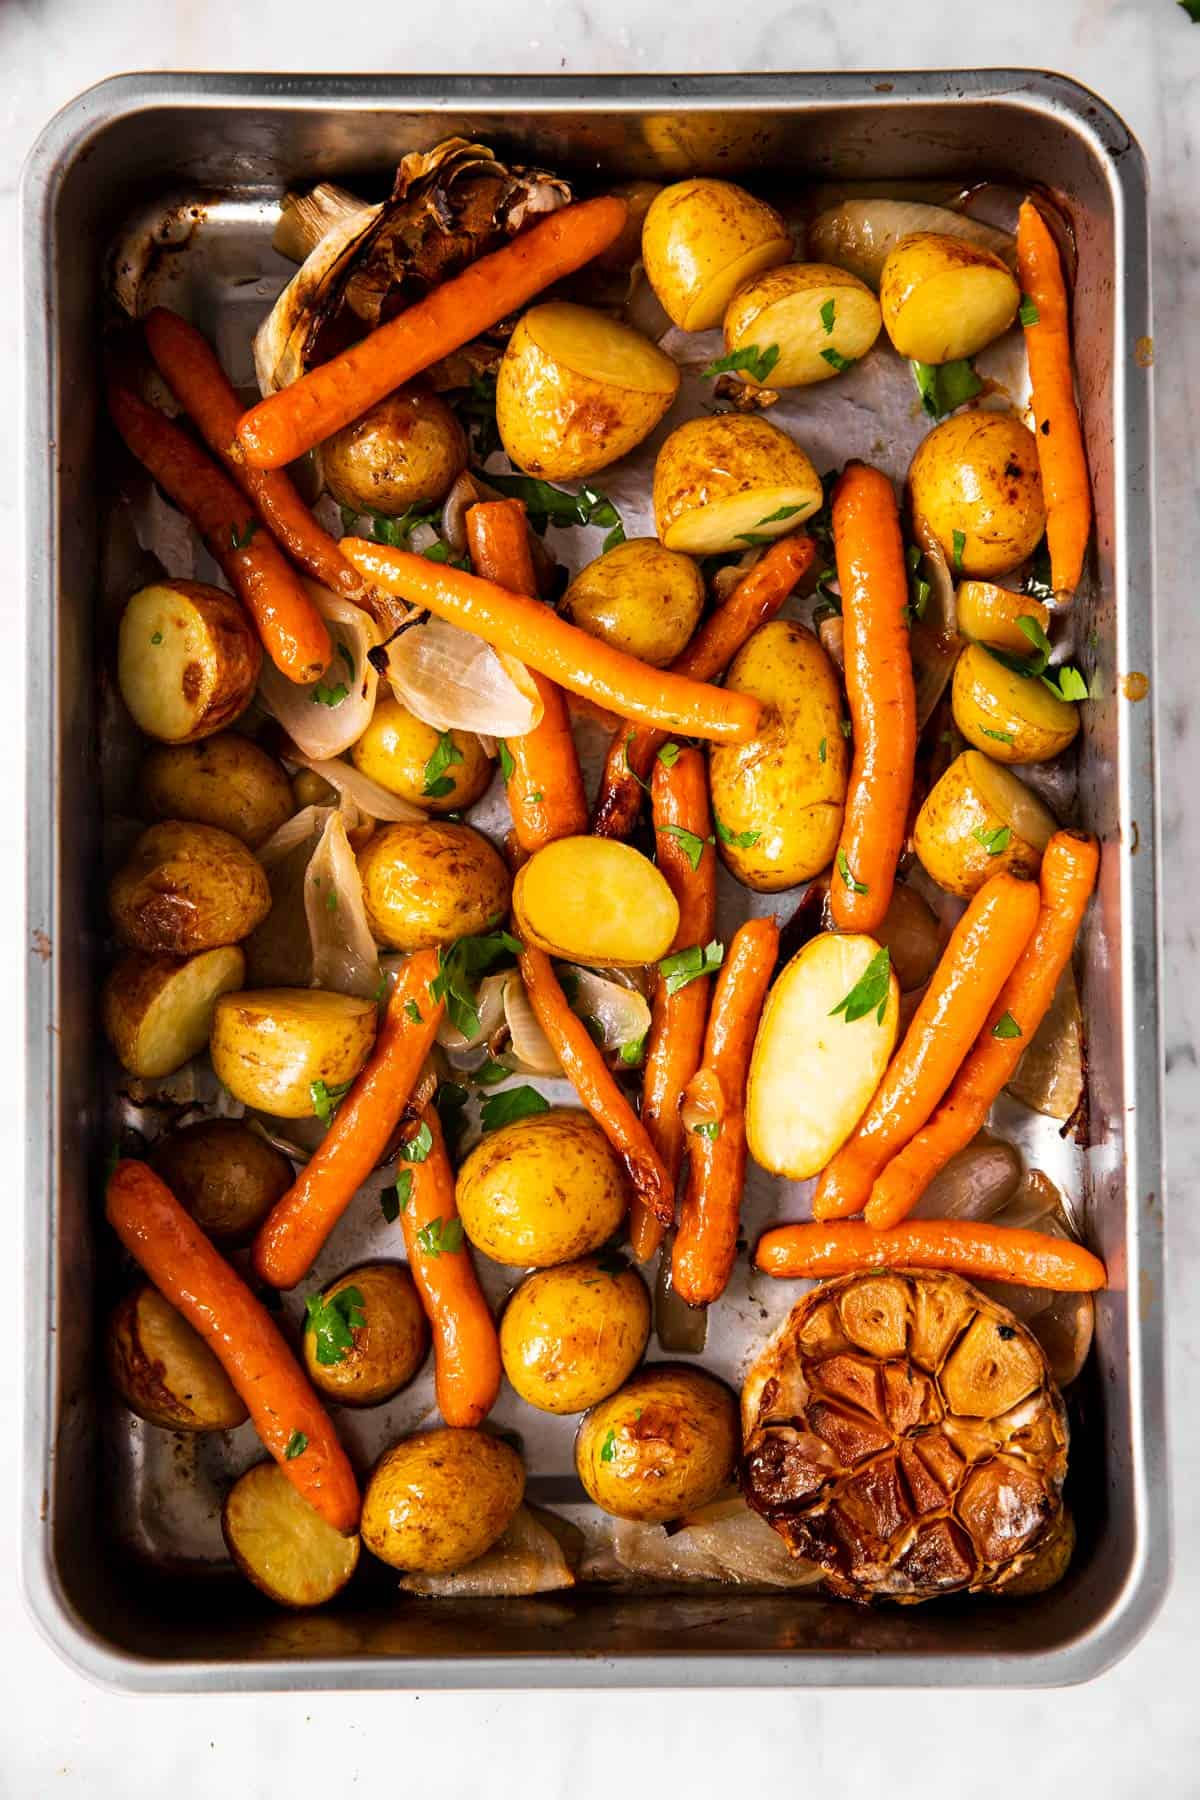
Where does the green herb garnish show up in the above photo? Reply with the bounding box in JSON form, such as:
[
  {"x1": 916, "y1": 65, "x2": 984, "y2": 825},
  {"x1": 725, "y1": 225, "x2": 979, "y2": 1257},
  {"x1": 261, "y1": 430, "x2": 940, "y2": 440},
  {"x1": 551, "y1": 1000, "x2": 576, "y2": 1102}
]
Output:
[
  {"x1": 819, "y1": 298, "x2": 836, "y2": 335},
  {"x1": 1018, "y1": 295, "x2": 1040, "y2": 327},
  {"x1": 229, "y1": 519, "x2": 258, "y2": 550},
  {"x1": 973, "y1": 824, "x2": 1013, "y2": 855},
  {"x1": 951, "y1": 530, "x2": 967, "y2": 573},
  {"x1": 820, "y1": 347, "x2": 854, "y2": 374},
  {"x1": 312, "y1": 680, "x2": 349, "y2": 708},
  {"x1": 481, "y1": 471, "x2": 624, "y2": 544},
  {"x1": 912, "y1": 358, "x2": 983, "y2": 420},
  {"x1": 498, "y1": 740, "x2": 515, "y2": 781},
  {"x1": 304, "y1": 1285, "x2": 366, "y2": 1366},
  {"x1": 416, "y1": 1216, "x2": 465, "y2": 1257},
  {"x1": 422, "y1": 729, "x2": 463, "y2": 800},
  {"x1": 481, "y1": 1084, "x2": 550, "y2": 1132},
  {"x1": 818, "y1": 737, "x2": 827, "y2": 763},
  {"x1": 474, "y1": 1059, "x2": 513, "y2": 1087},
  {"x1": 619, "y1": 1034, "x2": 646, "y2": 1067},
  {"x1": 382, "y1": 1170, "x2": 412, "y2": 1222},
  {"x1": 700, "y1": 343, "x2": 780, "y2": 385},
  {"x1": 284, "y1": 1430, "x2": 308, "y2": 1460},
  {"x1": 657, "y1": 742, "x2": 682, "y2": 769},
  {"x1": 431, "y1": 928, "x2": 522, "y2": 1039},
  {"x1": 829, "y1": 947, "x2": 892, "y2": 1025},
  {"x1": 692, "y1": 1120, "x2": 721, "y2": 1140},
  {"x1": 657, "y1": 823, "x2": 713, "y2": 871},
  {"x1": 399, "y1": 1120, "x2": 434, "y2": 1164},
  {"x1": 981, "y1": 727, "x2": 1015, "y2": 745},
  {"x1": 992, "y1": 1011, "x2": 1023, "y2": 1039},
  {"x1": 435, "y1": 1081, "x2": 470, "y2": 1161},
  {"x1": 599, "y1": 1427, "x2": 617, "y2": 1463},
  {"x1": 755, "y1": 504, "x2": 806, "y2": 527},
  {"x1": 714, "y1": 819, "x2": 761, "y2": 849},
  {"x1": 404, "y1": 999, "x2": 423, "y2": 1024},
  {"x1": 150, "y1": 630, "x2": 163, "y2": 645},
  {"x1": 659, "y1": 939, "x2": 724, "y2": 997},
  {"x1": 837, "y1": 848, "x2": 868, "y2": 895},
  {"x1": 310, "y1": 1078, "x2": 352, "y2": 1126}
]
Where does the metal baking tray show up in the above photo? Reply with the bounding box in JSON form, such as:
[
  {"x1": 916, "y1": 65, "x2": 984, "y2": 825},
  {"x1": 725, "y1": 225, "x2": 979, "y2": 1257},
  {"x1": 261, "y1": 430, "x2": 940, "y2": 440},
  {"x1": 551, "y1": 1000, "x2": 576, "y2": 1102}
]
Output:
[{"x1": 22, "y1": 71, "x2": 1166, "y2": 1690}]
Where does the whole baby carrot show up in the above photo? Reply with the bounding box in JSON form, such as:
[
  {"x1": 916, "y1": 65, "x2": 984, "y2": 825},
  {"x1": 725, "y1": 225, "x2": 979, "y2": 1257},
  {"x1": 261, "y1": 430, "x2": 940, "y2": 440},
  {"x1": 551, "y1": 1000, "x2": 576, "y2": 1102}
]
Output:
[
  {"x1": 1017, "y1": 200, "x2": 1092, "y2": 598},
  {"x1": 755, "y1": 1218, "x2": 1105, "y2": 1292}
]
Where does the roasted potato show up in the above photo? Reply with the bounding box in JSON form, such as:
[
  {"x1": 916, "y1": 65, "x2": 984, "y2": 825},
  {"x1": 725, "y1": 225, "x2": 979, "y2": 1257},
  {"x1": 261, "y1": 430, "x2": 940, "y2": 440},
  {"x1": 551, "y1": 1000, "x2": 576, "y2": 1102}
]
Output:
[
  {"x1": 106, "y1": 1282, "x2": 248, "y2": 1431},
  {"x1": 140, "y1": 734, "x2": 294, "y2": 848},
  {"x1": 496, "y1": 302, "x2": 680, "y2": 480},
  {"x1": 722, "y1": 262, "x2": 882, "y2": 388},
  {"x1": 880, "y1": 232, "x2": 1020, "y2": 363},
  {"x1": 575, "y1": 1366, "x2": 738, "y2": 1523},
  {"x1": 109, "y1": 820, "x2": 271, "y2": 956},
  {"x1": 642, "y1": 179, "x2": 792, "y2": 331},
  {"x1": 210, "y1": 988, "x2": 376, "y2": 1118},
  {"x1": 349, "y1": 698, "x2": 492, "y2": 814},
  {"x1": 102, "y1": 946, "x2": 245, "y2": 1078},
  {"x1": 512, "y1": 836, "x2": 678, "y2": 968},
  {"x1": 357, "y1": 820, "x2": 510, "y2": 951},
  {"x1": 321, "y1": 386, "x2": 467, "y2": 515},
  {"x1": 302, "y1": 1263, "x2": 429, "y2": 1406},
  {"x1": 361, "y1": 1427, "x2": 525, "y2": 1572},
  {"x1": 149, "y1": 1119, "x2": 292, "y2": 1245},
  {"x1": 292, "y1": 768, "x2": 337, "y2": 810},
  {"x1": 563, "y1": 538, "x2": 704, "y2": 667},
  {"x1": 223, "y1": 1462, "x2": 360, "y2": 1608},
  {"x1": 955, "y1": 581, "x2": 1051, "y2": 655},
  {"x1": 708, "y1": 620, "x2": 847, "y2": 890},
  {"x1": 117, "y1": 580, "x2": 262, "y2": 745},
  {"x1": 456, "y1": 1108, "x2": 629, "y2": 1268},
  {"x1": 653, "y1": 415, "x2": 822, "y2": 554},
  {"x1": 500, "y1": 1256, "x2": 650, "y2": 1414},
  {"x1": 872, "y1": 883, "x2": 944, "y2": 991},
  {"x1": 914, "y1": 749, "x2": 1057, "y2": 897},
  {"x1": 909, "y1": 412, "x2": 1045, "y2": 580},
  {"x1": 951, "y1": 641, "x2": 1080, "y2": 764}
]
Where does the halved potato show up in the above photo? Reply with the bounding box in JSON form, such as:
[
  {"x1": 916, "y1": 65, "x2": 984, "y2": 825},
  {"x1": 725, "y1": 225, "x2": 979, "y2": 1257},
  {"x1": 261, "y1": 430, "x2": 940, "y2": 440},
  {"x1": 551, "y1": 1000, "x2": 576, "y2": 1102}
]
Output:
[
  {"x1": 653, "y1": 415, "x2": 822, "y2": 554},
  {"x1": 117, "y1": 580, "x2": 262, "y2": 744},
  {"x1": 951, "y1": 641, "x2": 1080, "y2": 764},
  {"x1": 956, "y1": 581, "x2": 1051, "y2": 655},
  {"x1": 722, "y1": 263, "x2": 882, "y2": 388},
  {"x1": 512, "y1": 837, "x2": 679, "y2": 968},
  {"x1": 102, "y1": 945, "x2": 245, "y2": 1078},
  {"x1": 107, "y1": 1282, "x2": 249, "y2": 1431},
  {"x1": 747, "y1": 932, "x2": 899, "y2": 1179},
  {"x1": 223, "y1": 1462, "x2": 360, "y2": 1607},
  {"x1": 149, "y1": 1118, "x2": 293, "y2": 1245},
  {"x1": 321, "y1": 386, "x2": 466, "y2": 515},
  {"x1": 109, "y1": 820, "x2": 271, "y2": 956},
  {"x1": 495, "y1": 302, "x2": 679, "y2": 480},
  {"x1": 563, "y1": 537, "x2": 704, "y2": 667},
  {"x1": 909, "y1": 412, "x2": 1045, "y2": 581},
  {"x1": 880, "y1": 232, "x2": 1020, "y2": 363},
  {"x1": 913, "y1": 749, "x2": 1057, "y2": 898},
  {"x1": 642, "y1": 179, "x2": 792, "y2": 331},
  {"x1": 210, "y1": 988, "x2": 377, "y2": 1118},
  {"x1": 350, "y1": 697, "x2": 493, "y2": 814},
  {"x1": 357, "y1": 821, "x2": 511, "y2": 951},
  {"x1": 807, "y1": 199, "x2": 1016, "y2": 290},
  {"x1": 140, "y1": 734, "x2": 294, "y2": 848}
]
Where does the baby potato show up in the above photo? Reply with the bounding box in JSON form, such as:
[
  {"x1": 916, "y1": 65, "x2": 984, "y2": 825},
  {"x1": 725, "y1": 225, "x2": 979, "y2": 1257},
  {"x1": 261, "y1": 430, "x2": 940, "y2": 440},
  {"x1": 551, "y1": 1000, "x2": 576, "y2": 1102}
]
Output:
[
  {"x1": 210, "y1": 988, "x2": 376, "y2": 1118},
  {"x1": 951, "y1": 641, "x2": 1080, "y2": 764},
  {"x1": 512, "y1": 836, "x2": 678, "y2": 968},
  {"x1": 909, "y1": 411, "x2": 1045, "y2": 580},
  {"x1": 140, "y1": 734, "x2": 294, "y2": 848},
  {"x1": 575, "y1": 1366, "x2": 738, "y2": 1523},
  {"x1": 109, "y1": 820, "x2": 271, "y2": 956},
  {"x1": 653, "y1": 414, "x2": 822, "y2": 555},
  {"x1": 880, "y1": 231, "x2": 1020, "y2": 363},
  {"x1": 956, "y1": 581, "x2": 1052, "y2": 655},
  {"x1": 223, "y1": 1463, "x2": 360, "y2": 1608},
  {"x1": 708, "y1": 620, "x2": 847, "y2": 891},
  {"x1": 914, "y1": 749, "x2": 1057, "y2": 898},
  {"x1": 102, "y1": 946, "x2": 245, "y2": 1078},
  {"x1": 106, "y1": 1282, "x2": 248, "y2": 1431},
  {"x1": 872, "y1": 883, "x2": 944, "y2": 991},
  {"x1": 500, "y1": 1256, "x2": 650, "y2": 1414},
  {"x1": 361, "y1": 1427, "x2": 525, "y2": 1572},
  {"x1": 456, "y1": 1108, "x2": 629, "y2": 1268},
  {"x1": 357, "y1": 820, "x2": 510, "y2": 951},
  {"x1": 302, "y1": 1263, "x2": 428, "y2": 1407},
  {"x1": 723, "y1": 262, "x2": 882, "y2": 388},
  {"x1": 642, "y1": 179, "x2": 792, "y2": 331},
  {"x1": 350, "y1": 698, "x2": 492, "y2": 814},
  {"x1": 321, "y1": 386, "x2": 466, "y2": 514},
  {"x1": 563, "y1": 538, "x2": 704, "y2": 667},
  {"x1": 496, "y1": 302, "x2": 680, "y2": 481},
  {"x1": 149, "y1": 1119, "x2": 292, "y2": 1246},
  {"x1": 292, "y1": 768, "x2": 337, "y2": 809},
  {"x1": 117, "y1": 580, "x2": 261, "y2": 744}
]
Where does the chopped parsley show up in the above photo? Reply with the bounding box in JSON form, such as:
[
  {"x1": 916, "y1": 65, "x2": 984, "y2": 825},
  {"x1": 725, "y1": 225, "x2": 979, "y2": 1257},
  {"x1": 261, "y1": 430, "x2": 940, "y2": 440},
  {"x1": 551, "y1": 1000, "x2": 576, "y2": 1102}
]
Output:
[
  {"x1": 839, "y1": 718, "x2": 853, "y2": 738},
  {"x1": 599, "y1": 1427, "x2": 618, "y2": 1463},
  {"x1": 284, "y1": 1430, "x2": 308, "y2": 1460},
  {"x1": 981, "y1": 727, "x2": 1015, "y2": 745},
  {"x1": 987, "y1": 617, "x2": 1088, "y2": 702},
  {"x1": 382, "y1": 1170, "x2": 412, "y2": 1222},
  {"x1": 659, "y1": 939, "x2": 724, "y2": 997},
  {"x1": 951, "y1": 530, "x2": 966, "y2": 574},
  {"x1": 700, "y1": 342, "x2": 780, "y2": 385},
  {"x1": 150, "y1": 630, "x2": 163, "y2": 645},
  {"x1": 820, "y1": 346, "x2": 855, "y2": 374},
  {"x1": 912, "y1": 357, "x2": 983, "y2": 420},
  {"x1": 992, "y1": 1011, "x2": 1023, "y2": 1040},
  {"x1": 480, "y1": 1085, "x2": 549, "y2": 1132},
  {"x1": 325, "y1": 883, "x2": 338, "y2": 914},
  {"x1": 474, "y1": 1059, "x2": 513, "y2": 1087},
  {"x1": 229, "y1": 519, "x2": 258, "y2": 550},
  {"x1": 837, "y1": 847, "x2": 868, "y2": 895},
  {"x1": 755, "y1": 504, "x2": 806, "y2": 528},
  {"x1": 481, "y1": 471, "x2": 624, "y2": 547},
  {"x1": 691, "y1": 1119, "x2": 721, "y2": 1140},
  {"x1": 399, "y1": 1120, "x2": 434, "y2": 1164},
  {"x1": 1018, "y1": 295, "x2": 1040, "y2": 327},
  {"x1": 431, "y1": 928, "x2": 522, "y2": 1039},
  {"x1": 416, "y1": 1216, "x2": 465, "y2": 1257},
  {"x1": 304, "y1": 1285, "x2": 366, "y2": 1365},
  {"x1": 819, "y1": 298, "x2": 836, "y2": 334},
  {"x1": 714, "y1": 819, "x2": 761, "y2": 849},
  {"x1": 818, "y1": 737, "x2": 827, "y2": 763},
  {"x1": 404, "y1": 998, "x2": 423, "y2": 1024},
  {"x1": 312, "y1": 680, "x2": 349, "y2": 708},
  {"x1": 657, "y1": 742, "x2": 682, "y2": 769},
  {"x1": 310, "y1": 1077, "x2": 352, "y2": 1126},
  {"x1": 656, "y1": 822, "x2": 713, "y2": 871},
  {"x1": 435, "y1": 1081, "x2": 470, "y2": 1160},
  {"x1": 422, "y1": 730, "x2": 463, "y2": 799},
  {"x1": 829, "y1": 946, "x2": 892, "y2": 1025},
  {"x1": 619, "y1": 1033, "x2": 647, "y2": 1067},
  {"x1": 498, "y1": 740, "x2": 515, "y2": 781},
  {"x1": 973, "y1": 824, "x2": 1013, "y2": 856}
]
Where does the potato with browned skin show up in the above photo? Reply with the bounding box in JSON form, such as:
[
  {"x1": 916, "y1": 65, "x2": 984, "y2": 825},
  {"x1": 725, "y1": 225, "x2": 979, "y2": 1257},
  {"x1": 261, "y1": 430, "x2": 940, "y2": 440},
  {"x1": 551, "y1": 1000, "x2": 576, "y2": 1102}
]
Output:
[
  {"x1": 642, "y1": 179, "x2": 791, "y2": 330},
  {"x1": 909, "y1": 412, "x2": 1045, "y2": 580},
  {"x1": 117, "y1": 580, "x2": 262, "y2": 744},
  {"x1": 209, "y1": 989, "x2": 377, "y2": 1118},
  {"x1": 575, "y1": 1366, "x2": 739, "y2": 1522},
  {"x1": 103, "y1": 946, "x2": 246, "y2": 1078},
  {"x1": 302, "y1": 1264, "x2": 429, "y2": 1407},
  {"x1": 149, "y1": 1119, "x2": 293, "y2": 1245},
  {"x1": 107, "y1": 1282, "x2": 249, "y2": 1431},
  {"x1": 500, "y1": 1256, "x2": 650, "y2": 1414},
  {"x1": 321, "y1": 387, "x2": 467, "y2": 515},
  {"x1": 357, "y1": 821, "x2": 511, "y2": 951},
  {"x1": 361, "y1": 1427, "x2": 524, "y2": 1572},
  {"x1": 140, "y1": 734, "x2": 294, "y2": 847},
  {"x1": 457, "y1": 1108, "x2": 630, "y2": 1268},
  {"x1": 108, "y1": 820, "x2": 271, "y2": 955}
]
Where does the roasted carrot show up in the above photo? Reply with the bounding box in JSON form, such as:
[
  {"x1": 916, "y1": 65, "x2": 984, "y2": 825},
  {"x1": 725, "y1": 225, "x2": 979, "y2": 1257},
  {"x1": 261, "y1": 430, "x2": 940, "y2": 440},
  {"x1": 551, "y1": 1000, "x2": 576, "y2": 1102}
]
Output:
[
  {"x1": 593, "y1": 533, "x2": 816, "y2": 838},
  {"x1": 465, "y1": 500, "x2": 588, "y2": 851},
  {"x1": 813, "y1": 870, "x2": 1040, "y2": 1221},
  {"x1": 399, "y1": 1106, "x2": 501, "y2": 1428},
  {"x1": 866, "y1": 831, "x2": 1099, "y2": 1229},
  {"x1": 630, "y1": 748, "x2": 718, "y2": 1263},
  {"x1": 829, "y1": 462, "x2": 917, "y2": 932},
  {"x1": 755, "y1": 1218, "x2": 1106, "y2": 1292},
  {"x1": 236, "y1": 197, "x2": 627, "y2": 469},
  {"x1": 253, "y1": 951, "x2": 444, "y2": 1289},
  {"x1": 518, "y1": 944, "x2": 675, "y2": 1226},
  {"x1": 1017, "y1": 200, "x2": 1092, "y2": 598},
  {"x1": 342, "y1": 541, "x2": 762, "y2": 745},
  {"x1": 107, "y1": 381, "x2": 332, "y2": 684},
  {"x1": 106, "y1": 1160, "x2": 360, "y2": 1532}
]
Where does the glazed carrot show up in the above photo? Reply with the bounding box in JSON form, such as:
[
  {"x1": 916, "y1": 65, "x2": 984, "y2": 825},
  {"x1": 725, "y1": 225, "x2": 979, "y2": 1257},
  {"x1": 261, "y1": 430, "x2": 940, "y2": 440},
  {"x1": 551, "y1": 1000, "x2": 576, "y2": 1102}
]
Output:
[
  {"x1": 106, "y1": 1161, "x2": 359, "y2": 1532},
  {"x1": 813, "y1": 871, "x2": 1040, "y2": 1221},
  {"x1": 465, "y1": 500, "x2": 588, "y2": 851},
  {"x1": 593, "y1": 533, "x2": 816, "y2": 838},
  {"x1": 672, "y1": 917, "x2": 779, "y2": 1306},
  {"x1": 630, "y1": 748, "x2": 718, "y2": 1262},
  {"x1": 342, "y1": 541, "x2": 761, "y2": 745},
  {"x1": 107, "y1": 381, "x2": 332, "y2": 684},
  {"x1": 400, "y1": 1106, "x2": 501, "y2": 1428},
  {"x1": 519, "y1": 944, "x2": 675, "y2": 1226},
  {"x1": 829, "y1": 462, "x2": 917, "y2": 932},
  {"x1": 866, "y1": 831, "x2": 1099, "y2": 1229},
  {"x1": 236, "y1": 197, "x2": 628, "y2": 469},
  {"x1": 1017, "y1": 200, "x2": 1092, "y2": 598},
  {"x1": 253, "y1": 951, "x2": 444, "y2": 1289},
  {"x1": 755, "y1": 1218, "x2": 1105, "y2": 1292}
]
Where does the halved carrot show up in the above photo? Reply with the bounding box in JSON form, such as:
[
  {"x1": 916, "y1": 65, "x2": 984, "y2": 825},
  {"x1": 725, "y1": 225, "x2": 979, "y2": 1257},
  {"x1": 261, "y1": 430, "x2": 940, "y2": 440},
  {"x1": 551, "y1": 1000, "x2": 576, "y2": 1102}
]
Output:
[
  {"x1": 754, "y1": 1218, "x2": 1105, "y2": 1292},
  {"x1": 1017, "y1": 200, "x2": 1092, "y2": 598},
  {"x1": 236, "y1": 197, "x2": 628, "y2": 469},
  {"x1": 813, "y1": 870, "x2": 1040, "y2": 1221},
  {"x1": 106, "y1": 1160, "x2": 359, "y2": 1532},
  {"x1": 253, "y1": 951, "x2": 444, "y2": 1289}
]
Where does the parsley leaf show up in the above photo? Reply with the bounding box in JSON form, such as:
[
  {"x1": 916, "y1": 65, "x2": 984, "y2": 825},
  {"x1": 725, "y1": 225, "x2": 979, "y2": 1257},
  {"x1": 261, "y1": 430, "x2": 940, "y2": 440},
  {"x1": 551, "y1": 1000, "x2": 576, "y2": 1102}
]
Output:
[
  {"x1": 1017, "y1": 614, "x2": 1054, "y2": 665},
  {"x1": 829, "y1": 947, "x2": 892, "y2": 1025},
  {"x1": 992, "y1": 1011, "x2": 1023, "y2": 1039},
  {"x1": 399, "y1": 1119, "x2": 434, "y2": 1164},
  {"x1": 423, "y1": 729, "x2": 463, "y2": 799},
  {"x1": 912, "y1": 358, "x2": 983, "y2": 420},
  {"x1": 1024, "y1": 540, "x2": 1054, "y2": 602},
  {"x1": 416, "y1": 1216, "x2": 465, "y2": 1257},
  {"x1": 457, "y1": 370, "x2": 501, "y2": 462},
  {"x1": 284, "y1": 1429, "x2": 308, "y2": 1460},
  {"x1": 692, "y1": 1119, "x2": 721, "y2": 1140},
  {"x1": 819, "y1": 298, "x2": 836, "y2": 335},
  {"x1": 619, "y1": 1033, "x2": 647, "y2": 1067},
  {"x1": 755, "y1": 504, "x2": 806, "y2": 528},
  {"x1": 1047, "y1": 664, "x2": 1089, "y2": 702},
  {"x1": 657, "y1": 742, "x2": 682, "y2": 769},
  {"x1": 981, "y1": 726, "x2": 1015, "y2": 745},
  {"x1": 839, "y1": 718, "x2": 853, "y2": 738},
  {"x1": 820, "y1": 346, "x2": 855, "y2": 374},
  {"x1": 659, "y1": 939, "x2": 724, "y2": 997},
  {"x1": 599, "y1": 1427, "x2": 618, "y2": 1463},
  {"x1": 229, "y1": 519, "x2": 259, "y2": 550},
  {"x1": 481, "y1": 471, "x2": 624, "y2": 544},
  {"x1": 700, "y1": 343, "x2": 780, "y2": 385},
  {"x1": 431, "y1": 928, "x2": 522, "y2": 1039},
  {"x1": 435, "y1": 1081, "x2": 470, "y2": 1161},
  {"x1": 150, "y1": 630, "x2": 163, "y2": 645},
  {"x1": 404, "y1": 999, "x2": 423, "y2": 1024},
  {"x1": 973, "y1": 824, "x2": 1013, "y2": 856},
  {"x1": 325, "y1": 883, "x2": 338, "y2": 914},
  {"x1": 310, "y1": 1078, "x2": 352, "y2": 1126},
  {"x1": 382, "y1": 1170, "x2": 412, "y2": 1222},
  {"x1": 1019, "y1": 294, "x2": 1040, "y2": 327},
  {"x1": 837, "y1": 847, "x2": 868, "y2": 895},
  {"x1": 304, "y1": 1285, "x2": 366, "y2": 1365},
  {"x1": 312, "y1": 680, "x2": 349, "y2": 708},
  {"x1": 656, "y1": 822, "x2": 712, "y2": 871},
  {"x1": 818, "y1": 737, "x2": 827, "y2": 763},
  {"x1": 498, "y1": 740, "x2": 515, "y2": 782},
  {"x1": 951, "y1": 530, "x2": 966, "y2": 574},
  {"x1": 474, "y1": 1059, "x2": 513, "y2": 1087},
  {"x1": 481, "y1": 1085, "x2": 550, "y2": 1132},
  {"x1": 714, "y1": 819, "x2": 761, "y2": 849}
]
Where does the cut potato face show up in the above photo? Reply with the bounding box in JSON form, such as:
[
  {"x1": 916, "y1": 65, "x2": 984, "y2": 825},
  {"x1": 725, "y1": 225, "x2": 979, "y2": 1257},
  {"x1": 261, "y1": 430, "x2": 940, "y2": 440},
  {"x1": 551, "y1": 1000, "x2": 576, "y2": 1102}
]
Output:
[
  {"x1": 140, "y1": 734, "x2": 294, "y2": 848},
  {"x1": 321, "y1": 387, "x2": 467, "y2": 515},
  {"x1": 642, "y1": 179, "x2": 792, "y2": 331},
  {"x1": 102, "y1": 946, "x2": 246, "y2": 1078},
  {"x1": 881, "y1": 232, "x2": 1020, "y2": 364},
  {"x1": 357, "y1": 821, "x2": 511, "y2": 952},
  {"x1": 723, "y1": 262, "x2": 882, "y2": 388},
  {"x1": 350, "y1": 697, "x2": 492, "y2": 814},
  {"x1": 909, "y1": 412, "x2": 1045, "y2": 581},
  {"x1": 746, "y1": 932, "x2": 900, "y2": 1179},
  {"x1": 563, "y1": 537, "x2": 704, "y2": 668},
  {"x1": 951, "y1": 641, "x2": 1080, "y2": 765},
  {"x1": 107, "y1": 1282, "x2": 249, "y2": 1431},
  {"x1": 913, "y1": 750, "x2": 1057, "y2": 898},
  {"x1": 512, "y1": 836, "x2": 679, "y2": 967},
  {"x1": 653, "y1": 414, "x2": 822, "y2": 555},
  {"x1": 117, "y1": 581, "x2": 262, "y2": 745},
  {"x1": 456, "y1": 1108, "x2": 629, "y2": 1268},
  {"x1": 955, "y1": 582, "x2": 1051, "y2": 656},
  {"x1": 108, "y1": 820, "x2": 272, "y2": 957},
  {"x1": 210, "y1": 988, "x2": 377, "y2": 1118},
  {"x1": 223, "y1": 1462, "x2": 360, "y2": 1607}
]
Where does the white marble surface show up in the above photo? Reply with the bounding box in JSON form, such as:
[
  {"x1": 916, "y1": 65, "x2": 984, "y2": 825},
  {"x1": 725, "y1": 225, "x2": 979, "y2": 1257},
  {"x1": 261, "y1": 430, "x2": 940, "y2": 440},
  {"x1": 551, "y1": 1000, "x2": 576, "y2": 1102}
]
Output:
[{"x1": 4, "y1": 1, "x2": 1198, "y2": 1792}]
